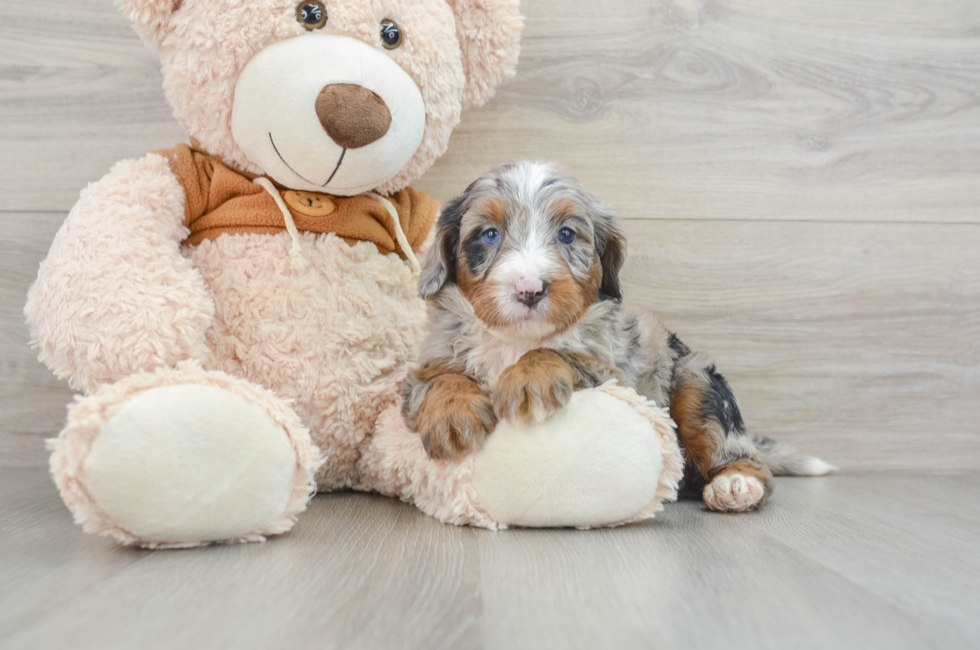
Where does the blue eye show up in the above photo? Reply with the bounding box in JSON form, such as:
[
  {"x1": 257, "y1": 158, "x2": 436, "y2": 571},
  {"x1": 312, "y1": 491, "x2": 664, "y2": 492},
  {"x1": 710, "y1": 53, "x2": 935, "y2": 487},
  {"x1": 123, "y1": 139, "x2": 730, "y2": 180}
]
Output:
[
  {"x1": 482, "y1": 229, "x2": 501, "y2": 246},
  {"x1": 558, "y1": 227, "x2": 576, "y2": 244}
]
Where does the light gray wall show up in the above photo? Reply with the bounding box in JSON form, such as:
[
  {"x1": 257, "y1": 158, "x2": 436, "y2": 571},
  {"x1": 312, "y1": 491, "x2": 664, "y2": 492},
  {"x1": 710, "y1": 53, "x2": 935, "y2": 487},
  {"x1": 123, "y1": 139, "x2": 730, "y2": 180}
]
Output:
[{"x1": 2, "y1": 0, "x2": 978, "y2": 470}]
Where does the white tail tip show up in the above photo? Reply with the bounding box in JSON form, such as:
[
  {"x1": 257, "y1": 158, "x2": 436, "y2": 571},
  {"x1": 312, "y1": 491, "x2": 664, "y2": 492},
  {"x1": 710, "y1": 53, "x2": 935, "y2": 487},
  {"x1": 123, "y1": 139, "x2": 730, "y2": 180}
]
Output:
[{"x1": 799, "y1": 457, "x2": 838, "y2": 476}]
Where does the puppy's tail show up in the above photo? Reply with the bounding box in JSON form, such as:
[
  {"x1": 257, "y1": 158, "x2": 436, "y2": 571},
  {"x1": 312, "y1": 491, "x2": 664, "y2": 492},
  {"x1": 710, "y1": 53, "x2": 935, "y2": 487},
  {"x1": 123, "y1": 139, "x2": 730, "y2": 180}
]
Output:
[{"x1": 752, "y1": 435, "x2": 838, "y2": 476}]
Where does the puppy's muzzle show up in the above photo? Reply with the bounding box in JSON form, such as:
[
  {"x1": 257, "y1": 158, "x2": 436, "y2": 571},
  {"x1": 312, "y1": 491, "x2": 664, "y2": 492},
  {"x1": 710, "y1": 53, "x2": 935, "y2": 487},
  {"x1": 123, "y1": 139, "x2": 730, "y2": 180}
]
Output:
[
  {"x1": 515, "y1": 277, "x2": 549, "y2": 308},
  {"x1": 315, "y1": 83, "x2": 393, "y2": 149}
]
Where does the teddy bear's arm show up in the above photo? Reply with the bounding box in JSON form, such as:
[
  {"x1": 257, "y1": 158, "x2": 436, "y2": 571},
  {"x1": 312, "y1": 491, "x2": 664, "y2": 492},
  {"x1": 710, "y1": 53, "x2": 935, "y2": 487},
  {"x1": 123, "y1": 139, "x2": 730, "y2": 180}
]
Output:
[{"x1": 25, "y1": 154, "x2": 215, "y2": 394}]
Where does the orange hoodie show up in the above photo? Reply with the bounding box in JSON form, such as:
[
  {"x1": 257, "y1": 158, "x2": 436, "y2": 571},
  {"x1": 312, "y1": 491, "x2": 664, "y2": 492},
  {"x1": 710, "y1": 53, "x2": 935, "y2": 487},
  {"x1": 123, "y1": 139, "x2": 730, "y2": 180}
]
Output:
[{"x1": 157, "y1": 142, "x2": 438, "y2": 260}]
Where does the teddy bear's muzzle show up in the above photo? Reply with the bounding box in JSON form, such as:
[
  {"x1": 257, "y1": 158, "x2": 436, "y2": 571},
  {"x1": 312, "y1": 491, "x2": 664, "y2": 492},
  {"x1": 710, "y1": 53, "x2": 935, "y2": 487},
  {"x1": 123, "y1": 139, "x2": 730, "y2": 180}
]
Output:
[{"x1": 315, "y1": 83, "x2": 393, "y2": 150}]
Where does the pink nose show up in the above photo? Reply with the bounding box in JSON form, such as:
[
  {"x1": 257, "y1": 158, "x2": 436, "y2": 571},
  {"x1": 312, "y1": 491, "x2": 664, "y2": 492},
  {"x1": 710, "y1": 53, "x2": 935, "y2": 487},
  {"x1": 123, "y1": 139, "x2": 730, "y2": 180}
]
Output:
[{"x1": 514, "y1": 277, "x2": 547, "y2": 307}]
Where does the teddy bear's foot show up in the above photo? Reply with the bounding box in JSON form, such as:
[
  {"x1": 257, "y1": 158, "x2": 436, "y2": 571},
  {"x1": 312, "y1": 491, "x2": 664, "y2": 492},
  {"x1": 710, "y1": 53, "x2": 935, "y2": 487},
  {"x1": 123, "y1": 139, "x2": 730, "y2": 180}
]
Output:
[
  {"x1": 362, "y1": 382, "x2": 684, "y2": 530},
  {"x1": 49, "y1": 363, "x2": 321, "y2": 548},
  {"x1": 472, "y1": 386, "x2": 682, "y2": 528}
]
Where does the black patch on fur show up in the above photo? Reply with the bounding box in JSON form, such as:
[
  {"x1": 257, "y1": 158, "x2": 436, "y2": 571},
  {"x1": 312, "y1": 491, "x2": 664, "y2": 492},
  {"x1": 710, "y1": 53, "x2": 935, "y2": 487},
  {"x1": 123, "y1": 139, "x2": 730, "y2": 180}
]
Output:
[
  {"x1": 667, "y1": 333, "x2": 690, "y2": 358},
  {"x1": 677, "y1": 471, "x2": 707, "y2": 499},
  {"x1": 701, "y1": 366, "x2": 745, "y2": 436},
  {"x1": 594, "y1": 213, "x2": 626, "y2": 302},
  {"x1": 435, "y1": 194, "x2": 469, "y2": 266},
  {"x1": 462, "y1": 228, "x2": 493, "y2": 276},
  {"x1": 418, "y1": 192, "x2": 469, "y2": 297}
]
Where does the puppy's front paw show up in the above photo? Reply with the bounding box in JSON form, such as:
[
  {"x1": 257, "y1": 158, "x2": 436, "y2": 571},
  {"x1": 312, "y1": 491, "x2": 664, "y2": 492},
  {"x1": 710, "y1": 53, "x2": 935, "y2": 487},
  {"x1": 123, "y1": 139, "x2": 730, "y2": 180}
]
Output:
[
  {"x1": 493, "y1": 349, "x2": 574, "y2": 423},
  {"x1": 418, "y1": 375, "x2": 496, "y2": 461}
]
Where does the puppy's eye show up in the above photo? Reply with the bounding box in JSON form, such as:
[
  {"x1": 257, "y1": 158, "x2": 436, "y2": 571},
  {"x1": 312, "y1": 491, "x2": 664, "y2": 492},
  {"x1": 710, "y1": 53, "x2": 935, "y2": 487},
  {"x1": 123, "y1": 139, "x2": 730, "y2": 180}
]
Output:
[
  {"x1": 297, "y1": 2, "x2": 327, "y2": 30},
  {"x1": 381, "y1": 20, "x2": 402, "y2": 49},
  {"x1": 558, "y1": 227, "x2": 576, "y2": 244},
  {"x1": 482, "y1": 229, "x2": 501, "y2": 246}
]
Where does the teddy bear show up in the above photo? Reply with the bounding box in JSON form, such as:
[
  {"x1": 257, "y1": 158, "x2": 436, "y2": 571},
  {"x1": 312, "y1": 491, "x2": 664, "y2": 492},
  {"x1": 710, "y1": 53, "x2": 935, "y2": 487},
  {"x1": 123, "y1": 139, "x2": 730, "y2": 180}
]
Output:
[{"x1": 24, "y1": 0, "x2": 682, "y2": 548}]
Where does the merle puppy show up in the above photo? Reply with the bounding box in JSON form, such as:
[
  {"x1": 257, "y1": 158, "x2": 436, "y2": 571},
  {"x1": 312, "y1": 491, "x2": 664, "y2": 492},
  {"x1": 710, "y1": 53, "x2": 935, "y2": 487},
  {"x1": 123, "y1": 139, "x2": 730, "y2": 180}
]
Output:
[{"x1": 403, "y1": 162, "x2": 831, "y2": 512}]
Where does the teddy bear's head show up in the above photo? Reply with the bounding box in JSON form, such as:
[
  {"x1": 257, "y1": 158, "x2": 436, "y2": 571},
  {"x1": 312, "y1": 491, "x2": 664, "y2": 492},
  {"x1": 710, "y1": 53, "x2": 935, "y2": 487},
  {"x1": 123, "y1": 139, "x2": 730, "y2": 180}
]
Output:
[{"x1": 122, "y1": 0, "x2": 522, "y2": 196}]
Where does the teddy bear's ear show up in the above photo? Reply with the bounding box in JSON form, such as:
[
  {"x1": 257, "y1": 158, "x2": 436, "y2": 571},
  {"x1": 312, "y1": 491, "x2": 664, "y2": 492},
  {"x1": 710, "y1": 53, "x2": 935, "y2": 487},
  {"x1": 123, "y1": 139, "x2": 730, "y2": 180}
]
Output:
[
  {"x1": 118, "y1": 0, "x2": 183, "y2": 49},
  {"x1": 446, "y1": 0, "x2": 524, "y2": 109}
]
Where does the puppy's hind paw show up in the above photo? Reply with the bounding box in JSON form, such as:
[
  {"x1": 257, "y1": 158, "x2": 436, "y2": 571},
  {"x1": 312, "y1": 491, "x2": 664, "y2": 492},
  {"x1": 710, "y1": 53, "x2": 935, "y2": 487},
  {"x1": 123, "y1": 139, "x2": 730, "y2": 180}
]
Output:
[{"x1": 703, "y1": 473, "x2": 766, "y2": 512}]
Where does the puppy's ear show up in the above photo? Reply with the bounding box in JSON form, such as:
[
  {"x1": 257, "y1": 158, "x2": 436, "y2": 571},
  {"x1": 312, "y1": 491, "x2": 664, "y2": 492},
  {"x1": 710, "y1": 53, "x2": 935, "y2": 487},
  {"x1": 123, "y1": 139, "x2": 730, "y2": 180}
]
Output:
[
  {"x1": 419, "y1": 194, "x2": 466, "y2": 298},
  {"x1": 594, "y1": 208, "x2": 627, "y2": 301},
  {"x1": 119, "y1": 0, "x2": 183, "y2": 50},
  {"x1": 446, "y1": 0, "x2": 524, "y2": 109}
]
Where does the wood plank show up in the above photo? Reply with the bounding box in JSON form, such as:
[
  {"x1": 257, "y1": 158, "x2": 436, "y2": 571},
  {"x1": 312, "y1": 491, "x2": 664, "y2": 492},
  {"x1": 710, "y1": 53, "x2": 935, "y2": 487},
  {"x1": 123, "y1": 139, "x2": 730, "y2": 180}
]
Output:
[
  {"x1": 423, "y1": 0, "x2": 980, "y2": 222},
  {"x1": 3, "y1": 213, "x2": 978, "y2": 470},
  {"x1": 0, "y1": 0, "x2": 978, "y2": 222},
  {"x1": 618, "y1": 218, "x2": 980, "y2": 472},
  {"x1": 2, "y1": 469, "x2": 978, "y2": 649},
  {"x1": 0, "y1": 212, "x2": 75, "y2": 467},
  {"x1": 0, "y1": 0, "x2": 186, "y2": 212},
  {"x1": 761, "y1": 475, "x2": 980, "y2": 638}
]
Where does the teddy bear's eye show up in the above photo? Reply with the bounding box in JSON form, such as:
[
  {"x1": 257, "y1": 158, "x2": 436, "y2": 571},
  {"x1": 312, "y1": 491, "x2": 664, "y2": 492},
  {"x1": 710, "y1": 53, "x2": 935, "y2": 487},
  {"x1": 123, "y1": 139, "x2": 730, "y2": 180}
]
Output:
[
  {"x1": 297, "y1": 2, "x2": 327, "y2": 31},
  {"x1": 380, "y1": 20, "x2": 402, "y2": 50}
]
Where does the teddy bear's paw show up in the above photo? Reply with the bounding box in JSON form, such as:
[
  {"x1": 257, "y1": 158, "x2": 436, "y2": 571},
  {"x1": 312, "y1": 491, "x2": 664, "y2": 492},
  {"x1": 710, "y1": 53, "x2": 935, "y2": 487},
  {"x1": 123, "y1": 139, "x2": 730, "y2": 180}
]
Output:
[
  {"x1": 77, "y1": 383, "x2": 303, "y2": 546},
  {"x1": 703, "y1": 472, "x2": 766, "y2": 513},
  {"x1": 472, "y1": 387, "x2": 677, "y2": 528},
  {"x1": 492, "y1": 349, "x2": 574, "y2": 424},
  {"x1": 418, "y1": 380, "x2": 496, "y2": 462}
]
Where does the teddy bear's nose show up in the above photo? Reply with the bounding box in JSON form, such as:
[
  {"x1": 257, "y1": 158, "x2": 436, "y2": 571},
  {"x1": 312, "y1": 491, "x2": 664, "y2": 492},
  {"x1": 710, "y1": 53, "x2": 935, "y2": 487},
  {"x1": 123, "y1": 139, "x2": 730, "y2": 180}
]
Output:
[{"x1": 315, "y1": 83, "x2": 393, "y2": 149}]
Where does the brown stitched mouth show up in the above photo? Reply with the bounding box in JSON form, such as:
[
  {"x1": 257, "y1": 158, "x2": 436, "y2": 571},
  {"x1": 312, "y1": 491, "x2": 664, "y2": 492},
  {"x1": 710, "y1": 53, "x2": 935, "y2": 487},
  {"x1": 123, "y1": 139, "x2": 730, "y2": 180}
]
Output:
[{"x1": 269, "y1": 132, "x2": 345, "y2": 188}]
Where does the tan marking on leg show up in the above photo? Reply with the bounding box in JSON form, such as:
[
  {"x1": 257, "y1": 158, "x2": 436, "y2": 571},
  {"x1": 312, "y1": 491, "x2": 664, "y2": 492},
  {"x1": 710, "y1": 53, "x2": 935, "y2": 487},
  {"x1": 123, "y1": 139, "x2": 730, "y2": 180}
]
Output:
[
  {"x1": 413, "y1": 358, "x2": 461, "y2": 383},
  {"x1": 418, "y1": 374, "x2": 496, "y2": 461},
  {"x1": 403, "y1": 357, "x2": 463, "y2": 431},
  {"x1": 493, "y1": 349, "x2": 574, "y2": 422},
  {"x1": 670, "y1": 384, "x2": 717, "y2": 478}
]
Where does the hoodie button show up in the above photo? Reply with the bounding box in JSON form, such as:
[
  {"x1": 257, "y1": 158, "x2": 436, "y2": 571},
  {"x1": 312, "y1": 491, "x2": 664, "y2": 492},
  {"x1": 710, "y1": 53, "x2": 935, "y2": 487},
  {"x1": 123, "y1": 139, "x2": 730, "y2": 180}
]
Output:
[{"x1": 283, "y1": 190, "x2": 336, "y2": 217}]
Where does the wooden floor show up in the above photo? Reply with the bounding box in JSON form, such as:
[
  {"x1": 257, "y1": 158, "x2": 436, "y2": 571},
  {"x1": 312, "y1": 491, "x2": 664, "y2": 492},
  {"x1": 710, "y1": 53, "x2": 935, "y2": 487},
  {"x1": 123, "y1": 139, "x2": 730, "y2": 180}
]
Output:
[{"x1": 1, "y1": 469, "x2": 978, "y2": 650}]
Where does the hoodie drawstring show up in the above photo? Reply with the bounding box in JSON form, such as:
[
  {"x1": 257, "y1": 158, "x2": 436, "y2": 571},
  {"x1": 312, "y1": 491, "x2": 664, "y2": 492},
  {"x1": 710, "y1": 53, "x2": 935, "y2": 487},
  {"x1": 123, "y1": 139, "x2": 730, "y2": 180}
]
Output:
[
  {"x1": 253, "y1": 177, "x2": 309, "y2": 270},
  {"x1": 252, "y1": 178, "x2": 421, "y2": 274},
  {"x1": 365, "y1": 191, "x2": 421, "y2": 275}
]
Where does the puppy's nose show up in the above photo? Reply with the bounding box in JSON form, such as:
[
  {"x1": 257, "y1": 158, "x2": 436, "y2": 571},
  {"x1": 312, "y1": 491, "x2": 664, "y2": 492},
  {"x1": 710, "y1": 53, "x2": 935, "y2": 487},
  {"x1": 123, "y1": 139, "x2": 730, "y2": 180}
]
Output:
[
  {"x1": 315, "y1": 83, "x2": 392, "y2": 149},
  {"x1": 515, "y1": 277, "x2": 548, "y2": 308}
]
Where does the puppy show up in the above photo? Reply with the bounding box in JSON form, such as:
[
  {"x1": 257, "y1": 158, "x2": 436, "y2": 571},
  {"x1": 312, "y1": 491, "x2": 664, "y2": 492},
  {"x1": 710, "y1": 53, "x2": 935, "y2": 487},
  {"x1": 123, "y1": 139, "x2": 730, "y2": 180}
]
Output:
[{"x1": 403, "y1": 162, "x2": 830, "y2": 512}]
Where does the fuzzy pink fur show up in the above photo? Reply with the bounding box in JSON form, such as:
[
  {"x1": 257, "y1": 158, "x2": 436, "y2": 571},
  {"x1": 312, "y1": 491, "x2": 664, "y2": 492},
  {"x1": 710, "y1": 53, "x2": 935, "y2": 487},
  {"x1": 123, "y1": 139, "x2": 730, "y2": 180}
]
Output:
[
  {"x1": 188, "y1": 229, "x2": 428, "y2": 490},
  {"x1": 24, "y1": 154, "x2": 214, "y2": 394},
  {"x1": 48, "y1": 361, "x2": 323, "y2": 548},
  {"x1": 447, "y1": 0, "x2": 524, "y2": 109},
  {"x1": 357, "y1": 404, "x2": 499, "y2": 528}
]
